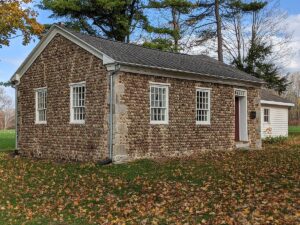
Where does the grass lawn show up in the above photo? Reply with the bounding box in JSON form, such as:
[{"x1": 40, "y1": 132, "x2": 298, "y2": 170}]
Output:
[
  {"x1": 0, "y1": 142, "x2": 299, "y2": 224},
  {"x1": 0, "y1": 130, "x2": 15, "y2": 151},
  {"x1": 289, "y1": 126, "x2": 300, "y2": 136}
]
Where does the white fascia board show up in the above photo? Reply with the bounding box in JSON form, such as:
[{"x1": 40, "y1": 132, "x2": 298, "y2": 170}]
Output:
[
  {"x1": 261, "y1": 100, "x2": 295, "y2": 107},
  {"x1": 10, "y1": 25, "x2": 115, "y2": 83}
]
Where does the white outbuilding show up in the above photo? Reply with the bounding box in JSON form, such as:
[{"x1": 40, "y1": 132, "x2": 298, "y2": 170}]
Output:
[{"x1": 261, "y1": 89, "x2": 294, "y2": 138}]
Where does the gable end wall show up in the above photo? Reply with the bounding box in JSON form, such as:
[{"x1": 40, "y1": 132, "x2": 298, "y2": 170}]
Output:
[{"x1": 17, "y1": 34, "x2": 109, "y2": 161}]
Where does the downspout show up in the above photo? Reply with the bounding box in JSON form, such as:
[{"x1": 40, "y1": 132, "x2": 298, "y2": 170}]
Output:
[
  {"x1": 108, "y1": 71, "x2": 114, "y2": 160},
  {"x1": 99, "y1": 64, "x2": 120, "y2": 165},
  {"x1": 15, "y1": 86, "x2": 18, "y2": 151}
]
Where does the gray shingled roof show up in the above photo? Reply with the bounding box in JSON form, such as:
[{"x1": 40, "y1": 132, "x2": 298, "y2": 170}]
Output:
[
  {"x1": 64, "y1": 28, "x2": 263, "y2": 84},
  {"x1": 261, "y1": 89, "x2": 294, "y2": 104}
]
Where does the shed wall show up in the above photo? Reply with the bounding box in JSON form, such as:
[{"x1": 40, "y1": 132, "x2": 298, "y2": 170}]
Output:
[{"x1": 261, "y1": 105, "x2": 289, "y2": 138}]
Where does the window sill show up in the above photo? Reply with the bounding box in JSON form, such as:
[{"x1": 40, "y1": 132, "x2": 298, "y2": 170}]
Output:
[
  {"x1": 196, "y1": 122, "x2": 211, "y2": 126},
  {"x1": 150, "y1": 121, "x2": 169, "y2": 125},
  {"x1": 70, "y1": 121, "x2": 85, "y2": 125},
  {"x1": 35, "y1": 121, "x2": 47, "y2": 125}
]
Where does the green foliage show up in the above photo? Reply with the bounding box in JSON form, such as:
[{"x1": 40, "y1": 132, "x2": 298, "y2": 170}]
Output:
[
  {"x1": 142, "y1": 38, "x2": 174, "y2": 51},
  {"x1": 0, "y1": 81, "x2": 12, "y2": 87},
  {"x1": 233, "y1": 41, "x2": 289, "y2": 94},
  {"x1": 0, "y1": 130, "x2": 15, "y2": 151},
  {"x1": 288, "y1": 126, "x2": 300, "y2": 136},
  {"x1": 263, "y1": 136, "x2": 288, "y2": 145},
  {"x1": 40, "y1": 0, "x2": 147, "y2": 42},
  {"x1": 227, "y1": 0, "x2": 267, "y2": 13},
  {"x1": 144, "y1": 0, "x2": 196, "y2": 52}
]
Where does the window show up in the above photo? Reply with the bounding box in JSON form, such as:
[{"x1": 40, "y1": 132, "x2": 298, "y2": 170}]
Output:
[
  {"x1": 35, "y1": 88, "x2": 47, "y2": 124},
  {"x1": 70, "y1": 82, "x2": 86, "y2": 123},
  {"x1": 150, "y1": 83, "x2": 169, "y2": 124},
  {"x1": 196, "y1": 88, "x2": 211, "y2": 125},
  {"x1": 264, "y1": 108, "x2": 270, "y2": 123}
]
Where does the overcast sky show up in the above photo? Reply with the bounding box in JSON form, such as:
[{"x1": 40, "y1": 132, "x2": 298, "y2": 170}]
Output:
[{"x1": 1, "y1": 0, "x2": 300, "y2": 98}]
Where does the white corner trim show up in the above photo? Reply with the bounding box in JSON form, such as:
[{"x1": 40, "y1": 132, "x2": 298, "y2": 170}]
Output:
[
  {"x1": 261, "y1": 100, "x2": 295, "y2": 107},
  {"x1": 10, "y1": 25, "x2": 115, "y2": 82}
]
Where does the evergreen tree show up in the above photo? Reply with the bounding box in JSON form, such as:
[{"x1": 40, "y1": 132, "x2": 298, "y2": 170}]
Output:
[
  {"x1": 227, "y1": 1, "x2": 289, "y2": 94},
  {"x1": 143, "y1": 38, "x2": 174, "y2": 51},
  {"x1": 40, "y1": 0, "x2": 147, "y2": 42},
  {"x1": 236, "y1": 40, "x2": 289, "y2": 94},
  {"x1": 188, "y1": 0, "x2": 225, "y2": 61},
  {"x1": 143, "y1": 0, "x2": 196, "y2": 52}
]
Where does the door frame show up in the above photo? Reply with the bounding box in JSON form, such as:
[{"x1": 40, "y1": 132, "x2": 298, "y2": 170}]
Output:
[{"x1": 234, "y1": 89, "x2": 248, "y2": 142}]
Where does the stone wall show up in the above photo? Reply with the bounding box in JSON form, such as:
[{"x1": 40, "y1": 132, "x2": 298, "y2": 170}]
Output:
[
  {"x1": 113, "y1": 72, "x2": 261, "y2": 161},
  {"x1": 17, "y1": 34, "x2": 109, "y2": 161},
  {"x1": 17, "y1": 33, "x2": 261, "y2": 163}
]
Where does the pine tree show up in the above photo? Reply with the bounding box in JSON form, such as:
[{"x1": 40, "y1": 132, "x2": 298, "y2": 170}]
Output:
[
  {"x1": 143, "y1": 0, "x2": 196, "y2": 52},
  {"x1": 227, "y1": 1, "x2": 288, "y2": 94},
  {"x1": 40, "y1": 0, "x2": 147, "y2": 42},
  {"x1": 238, "y1": 40, "x2": 289, "y2": 94},
  {"x1": 142, "y1": 38, "x2": 174, "y2": 51}
]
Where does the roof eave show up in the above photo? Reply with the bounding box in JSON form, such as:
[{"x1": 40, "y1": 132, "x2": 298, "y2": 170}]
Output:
[
  {"x1": 116, "y1": 61, "x2": 265, "y2": 87},
  {"x1": 261, "y1": 100, "x2": 295, "y2": 107}
]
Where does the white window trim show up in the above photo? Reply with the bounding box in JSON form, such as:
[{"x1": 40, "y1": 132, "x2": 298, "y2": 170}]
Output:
[
  {"x1": 263, "y1": 108, "x2": 270, "y2": 124},
  {"x1": 70, "y1": 82, "x2": 86, "y2": 124},
  {"x1": 35, "y1": 87, "x2": 47, "y2": 124},
  {"x1": 196, "y1": 87, "x2": 211, "y2": 125},
  {"x1": 149, "y1": 82, "x2": 169, "y2": 125}
]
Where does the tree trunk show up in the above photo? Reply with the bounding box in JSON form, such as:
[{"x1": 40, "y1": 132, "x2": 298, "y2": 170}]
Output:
[
  {"x1": 171, "y1": 7, "x2": 180, "y2": 52},
  {"x1": 215, "y1": 0, "x2": 223, "y2": 62}
]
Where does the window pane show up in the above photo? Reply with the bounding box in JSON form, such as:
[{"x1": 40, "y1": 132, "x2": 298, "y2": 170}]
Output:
[
  {"x1": 150, "y1": 85, "x2": 168, "y2": 122},
  {"x1": 36, "y1": 89, "x2": 47, "y2": 122},
  {"x1": 72, "y1": 84, "x2": 86, "y2": 121},
  {"x1": 196, "y1": 89, "x2": 210, "y2": 123}
]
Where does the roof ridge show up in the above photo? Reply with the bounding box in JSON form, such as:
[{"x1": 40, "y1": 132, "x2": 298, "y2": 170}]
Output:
[
  {"x1": 55, "y1": 25, "x2": 263, "y2": 84},
  {"x1": 62, "y1": 26, "x2": 250, "y2": 73},
  {"x1": 62, "y1": 26, "x2": 211, "y2": 57}
]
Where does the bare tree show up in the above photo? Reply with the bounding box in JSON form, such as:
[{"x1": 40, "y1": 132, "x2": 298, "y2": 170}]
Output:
[
  {"x1": 222, "y1": 0, "x2": 293, "y2": 68},
  {"x1": 0, "y1": 87, "x2": 14, "y2": 130},
  {"x1": 215, "y1": 0, "x2": 223, "y2": 62},
  {"x1": 285, "y1": 72, "x2": 300, "y2": 125}
]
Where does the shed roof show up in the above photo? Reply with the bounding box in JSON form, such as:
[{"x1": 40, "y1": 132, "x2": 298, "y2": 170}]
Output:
[{"x1": 261, "y1": 89, "x2": 294, "y2": 106}]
